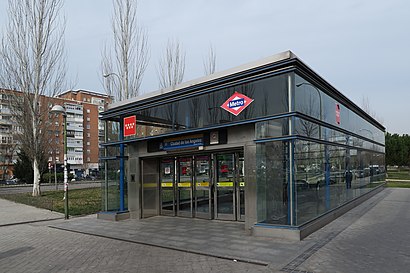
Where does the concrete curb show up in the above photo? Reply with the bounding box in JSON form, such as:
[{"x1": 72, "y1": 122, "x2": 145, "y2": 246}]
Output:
[{"x1": 0, "y1": 217, "x2": 64, "y2": 227}]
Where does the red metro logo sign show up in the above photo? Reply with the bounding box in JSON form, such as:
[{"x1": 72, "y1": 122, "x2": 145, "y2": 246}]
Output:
[{"x1": 220, "y1": 92, "x2": 254, "y2": 116}]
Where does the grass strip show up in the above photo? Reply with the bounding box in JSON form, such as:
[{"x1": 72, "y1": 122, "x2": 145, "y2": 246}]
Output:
[{"x1": 0, "y1": 187, "x2": 102, "y2": 216}]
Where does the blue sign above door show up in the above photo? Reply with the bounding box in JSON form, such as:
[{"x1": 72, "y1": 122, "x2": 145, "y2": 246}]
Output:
[{"x1": 162, "y1": 134, "x2": 204, "y2": 151}]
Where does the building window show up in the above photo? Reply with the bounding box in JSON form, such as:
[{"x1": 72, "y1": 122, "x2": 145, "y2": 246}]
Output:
[
  {"x1": 87, "y1": 157, "x2": 90, "y2": 162},
  {"x1": 87, "y1": 133, "x2": 90, "y2": 138},
  {"x1": 86, "y1": 124, "x2": 90, "y2": 129},
  {"x1": 87, "y1": 149, "x2": 91, "y2": 154},
  {"x1": 87, "y1": 142, "x2": 90, "y2": 146},
  {"x1": 86, "y1": 117, "x2": 90, "y2": 121},
  {"x1": 86, "y1": 109, "x2": 90, "y2": 114}
]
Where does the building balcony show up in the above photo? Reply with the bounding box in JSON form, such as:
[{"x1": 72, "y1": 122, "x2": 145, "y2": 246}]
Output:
[
  {"x1": 67, "y1": 159, "x2": 83, "y2": 165},
  {"x1": 66, "y1": 125, "x2": 83, "y2": 132}
]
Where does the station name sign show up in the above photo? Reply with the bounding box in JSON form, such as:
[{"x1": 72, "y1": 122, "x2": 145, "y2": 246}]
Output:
[
  {"x1": 220, "y1": 92, "x2": 254, "y2": 116},
  {"x1": 162, "y1": 134, "x2": 204, "y2": 151}
]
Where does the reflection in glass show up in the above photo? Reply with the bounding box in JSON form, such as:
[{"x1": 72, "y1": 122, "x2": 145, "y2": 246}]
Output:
[
  {"x1": 294, "y1": 140, "x2": 385, "y2": 225},
  {"x1": 295, "y1": 74, "x2": 385, "y2": 145},
  {"x1": 256, "y1": 141, "x2": 289, "y2": 225},
  {"x1": 160, "y1": 158, "x2": 174, "y2": 215},
  {"x1": 118, "y1": 74, "x2": 289, "y2": 140},
  {"x1": 177, "y1": 157, "x2": 193, "y2": 215},
  {"x1": 194, "y1": 156, "x2": 211, "y2": 216},
  {"x1": 216, "y1": 154, "x2": 235, "y2": 216},
  {"x1": 101, "y1": 159, "x2": 120, "y2": 211}
]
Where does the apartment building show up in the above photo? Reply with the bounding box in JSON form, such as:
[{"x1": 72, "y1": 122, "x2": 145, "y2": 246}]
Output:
[
  {"x1": 58, "y1": 90, "x2": 110, "y2": 177},
  {"x1": 0, "y1": 89, "x2": 110, "y2": 180},
  {"x1": 0, "y1": 92, "x2": 18, "y2": 179}
]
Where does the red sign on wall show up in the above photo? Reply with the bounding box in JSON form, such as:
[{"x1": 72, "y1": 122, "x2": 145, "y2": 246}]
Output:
[
  {"x1": 220, "y1": 92, "x2": 254, "y2": 116},
  {"x1": 335, "y1": 103, "x2": 341, "y2": 125},
  {"x1": 124, "y1": 115, "x2": 136, "y2": 137}
]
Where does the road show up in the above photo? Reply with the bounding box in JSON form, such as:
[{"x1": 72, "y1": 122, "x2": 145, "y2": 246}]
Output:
[{"x1": 0, "y1": 181, "x2": 101, "y2": 195}]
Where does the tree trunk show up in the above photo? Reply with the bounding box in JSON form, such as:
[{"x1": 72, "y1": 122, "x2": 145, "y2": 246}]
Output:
[{"x1": 32, "y1": 158, "x2": 41, "y2": 196}]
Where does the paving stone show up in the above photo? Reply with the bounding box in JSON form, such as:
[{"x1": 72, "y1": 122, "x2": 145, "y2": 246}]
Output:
[{"x1": 2, "y1": 188, "x2": 410, "y2": 272}]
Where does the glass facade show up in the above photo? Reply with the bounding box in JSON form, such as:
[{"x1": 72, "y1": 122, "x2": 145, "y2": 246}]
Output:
[
  {"x1": 294, "y1": 74, "x2": 384, "y2": 144},
  {"x1": 255, "y1": 73, "x2": 385, "y2": 227},
  {"x1": 101, "y1": 55, "x2": 385, "y2": 230},
  {"x1": 120, "y1": 74, "x2": 289, "y2": 140},
  {"x1": 101, "y1": 145, "x2": 128, "y2": 211}
]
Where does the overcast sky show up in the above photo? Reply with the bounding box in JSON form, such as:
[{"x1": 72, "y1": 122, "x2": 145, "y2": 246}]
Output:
[{"x1": 0, "y1": 0, "x2": 409, "y2": 134}]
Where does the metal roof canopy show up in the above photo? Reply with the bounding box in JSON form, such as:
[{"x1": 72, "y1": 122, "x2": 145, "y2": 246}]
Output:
[{"x1": 100, "y1": 50, "x2": 385, "y2": 131}]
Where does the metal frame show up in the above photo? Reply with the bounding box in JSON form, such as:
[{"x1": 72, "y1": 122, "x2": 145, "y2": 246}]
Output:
[
  {"x1": 176, "y1": 156, "x2": 194, "y2": 218},
  {"x1": 159, "y1": 157, "x2": 176, "y2": 216},
  {"x1": 213, "y1": 151, "x2": 244, "y2": 221},
  {"x1": 194, "y1": 155, "x2": 213, "y2": 220}
]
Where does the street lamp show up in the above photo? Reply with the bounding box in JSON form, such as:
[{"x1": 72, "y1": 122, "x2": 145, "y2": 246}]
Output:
[
  {"x1": 103, "y1": 72, "x2": 126, "y2": 212},
  {"x1": 50, "y1": 105, "x2": 69, "y2": 219},
  {"x1": 103, "y1": 72, "x2": 123, "y2": 100}
]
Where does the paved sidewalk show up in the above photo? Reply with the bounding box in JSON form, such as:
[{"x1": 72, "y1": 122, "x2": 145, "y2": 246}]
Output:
[
  {"x1": 299, "y1": 188, "x2": 410, "y2": 273},
  {"x1": 0, "y1": 198, "x2": 63, "y2": 226},
  {"x1": 1, "y1": 188, "x2": 409, "y2": 272},
  {"x1": 49, "y1": 188, "x2": 409, "y2": 272}
]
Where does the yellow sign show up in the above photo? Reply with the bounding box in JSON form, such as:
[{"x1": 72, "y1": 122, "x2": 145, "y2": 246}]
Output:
[
  {"x1": 217, "y1": 182, "x2": 233, "y2": 187},
  {"x1": 196, "y1": 182, "x2": 209, "y2": 187},
  {"x1": 240, "y1": 182, "x2": 245, "y2": 187},
  {"x1": 161, "y1": 182, "x2": 173, "y2": 188},
  {"x1": 178, "y1": 182, "x2": 191, "y2": 187},
  {"x1": 143, "y1": 183, "x2": 157, "y2": 188}
]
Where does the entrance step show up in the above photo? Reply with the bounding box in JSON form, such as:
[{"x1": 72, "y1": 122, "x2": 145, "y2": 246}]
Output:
[{"x1": 97, "y1": 211, "x2": 130, "y2": 221}]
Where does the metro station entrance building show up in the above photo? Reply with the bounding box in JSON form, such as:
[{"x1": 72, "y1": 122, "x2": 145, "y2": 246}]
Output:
[{"x1": 99, "y1": 51, "x2": 385, "y2": 239}]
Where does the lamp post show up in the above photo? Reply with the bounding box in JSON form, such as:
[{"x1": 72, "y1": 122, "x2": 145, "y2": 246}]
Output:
[
  {"x1": 103, "y1": 72, "x2": 123, "y2": 100},
  {"x1": 50, "y1": 105, "x2": 69, "y2": 219},
  {"x1": 103, "y1": 72, "x2": 126, "y2": 212}
]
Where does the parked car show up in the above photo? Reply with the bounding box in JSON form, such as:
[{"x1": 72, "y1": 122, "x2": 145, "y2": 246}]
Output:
[
  {"x1": 5, "y1": 179, "x2": 18, "y2": 185},
  {"x1": 298, "y1": 173, "x2": 336, "y2": 189}
]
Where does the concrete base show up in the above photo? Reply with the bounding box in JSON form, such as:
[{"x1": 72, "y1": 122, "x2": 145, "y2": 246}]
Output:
[
  {"x1": 97, "y1": 211, "x2": 130, "y2": 221},
  {"x1": 252, "y1": 185, "x2": 385, "y2": 240},
  {"x1": 253, "y1": 225, "x2": 301, "y2": 240}
]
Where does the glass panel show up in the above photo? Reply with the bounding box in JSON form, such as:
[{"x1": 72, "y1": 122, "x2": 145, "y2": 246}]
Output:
[
  {"x1": 238, "y1": 153, "x2": 245, "y2": 218},
  {"x1": 141, "y1": 158, "x2": 159, "y2": 218},
  {"x1": 295, "y1": 74, "x2": 385, "y2": 145},
  {"x1": 294, "y1": 117, "x2": 320, "y2": 139},
  {"x1": 117, "y1": 73, "x2": 289, "y2": 140},
  {"x1": 216, "y1": 154, "x2": 235, "y2": 215},
  {"x1": 160, "y1": 158, "x2": 175, "y2": 215},
  {"x1": 294, "y1": 140, "x2": 386, "y2": 225},
  {"x1": 106, "y1": 121, "x2": 120, "y2": 142},
  {"x1": 256, "y1": 141, "x2": 289, "y2": 225},
  {"x1": 255, "y1": 118, "x2": 289, "y2": 139},
  {"x1": 194, "y1": 155, "x2": 211, "y2": 215},
  {"x1": 177, "y1": 157, "x2": 192, "y2": 215},
  {"x1": 102, "y1": 159, "x2": 120, "y2": 211}
]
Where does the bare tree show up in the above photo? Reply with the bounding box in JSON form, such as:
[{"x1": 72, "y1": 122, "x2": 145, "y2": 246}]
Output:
[
  {"x1": 361, "y1": 96, "x2": 384, "y2": 124},
  {"x1": 102, "y1": 0, "x2": 149, "y2": 102},
  {"x1": 203, "y1": 45, "x2": 216, "y2": 75},
  {"x1": 158, "y1": 39, "x2": 186, "y2": 90},
  {"x1": 0, "y1": 0, "x2": 66, "y2": 196}
]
